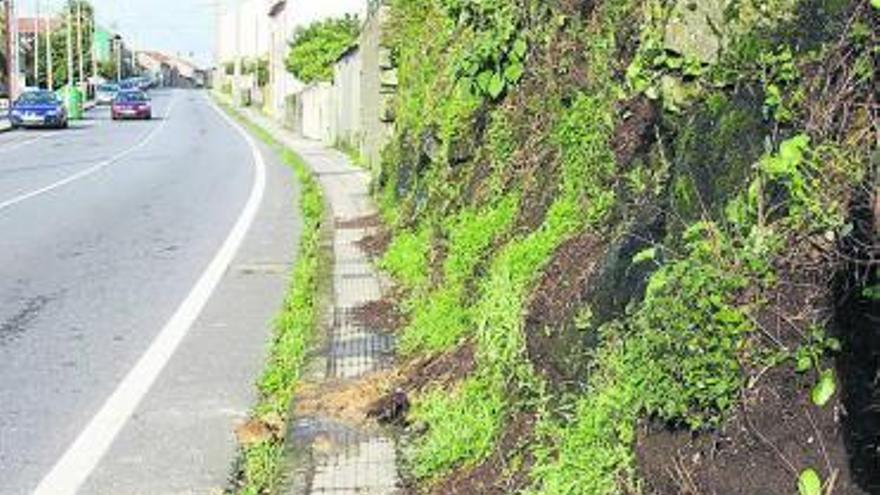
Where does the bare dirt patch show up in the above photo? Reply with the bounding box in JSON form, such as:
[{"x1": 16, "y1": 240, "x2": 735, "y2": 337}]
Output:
[
  {"x1": 423, "y1": 413, "x2": 537, "y2": 495},
  {"x1": 611, "y1": 97, "x2": 658, "y2": 167},
  {"x1": 636, "y1": 364, "x2": 866, "y2": 495},
  {"x1": 367, "y1": 343, "x2": 477, "y2": 426},
  {"x1": 336, "y1": 214, "x2": 384, "y2": 230},
  {"x1": 294, "y1": 371, "x2": 397, "y2": 428},
  {"x1": 524, "y1": 233, "x2": 603, "y2": 391},
  {"x1": 637, "y1": 255, "x2": 871, "y2": 495},
  {"x1": 352, "y1": 297, "x2": 406, "y2": 332}
]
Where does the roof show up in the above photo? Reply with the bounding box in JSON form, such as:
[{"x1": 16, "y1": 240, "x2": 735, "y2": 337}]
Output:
[
  {"x1": 268, "y1": 1, "x2": 287, "y2": 17},
  {"x1": 16, "y1": 18, "x2": 62, "y2": 35}
]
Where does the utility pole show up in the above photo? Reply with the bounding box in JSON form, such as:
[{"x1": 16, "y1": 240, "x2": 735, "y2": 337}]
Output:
[
  {"x1": 4, "y1": 0, "x2": 18, "y2": 100},
  {"x1": 233, "y1": 0, "x2": 241, "y2": 105},
  {"x1": 76, "y1": 0, "x2": 83, "y2": 85},
  {"x1": 65, "y1": 3, "x2": 72, "y2": 87},
  {"x1": 114, "y1": 37, "x2": 120, "y2": 81},
  {"x1": 90, "y1": 12, "x2": 96, "y2": 81},
  {"x1": 33, "y1": 0, "x2": 38, "y2": 87},
  {"x1": 44, "y1": 1, "x2": 52, "y2": 89},
  {"x1": 3, "y1": 0, "x2": 12, "y2": 99}
]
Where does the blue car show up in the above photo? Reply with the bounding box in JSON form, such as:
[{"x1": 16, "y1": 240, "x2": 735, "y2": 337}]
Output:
[{"x1": 9, "y1": 90, "x2": 68, "y2": 129}]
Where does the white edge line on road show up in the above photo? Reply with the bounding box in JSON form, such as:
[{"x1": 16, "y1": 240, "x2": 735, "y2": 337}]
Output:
[
  {"x1": 32, "y1": 95, "x2": 268, "y2": 495},
  {"x1": 0, "y1": 98, "x2": 178, "y2": 213}
]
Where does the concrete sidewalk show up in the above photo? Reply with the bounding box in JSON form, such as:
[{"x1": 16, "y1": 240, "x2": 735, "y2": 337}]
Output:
[{"x1": 238, "y1": 106, "x2": 401, "y2": 495}]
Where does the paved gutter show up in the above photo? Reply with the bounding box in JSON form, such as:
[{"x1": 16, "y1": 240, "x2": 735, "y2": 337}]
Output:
[{"x1": 237, "y1": 106, "x2": 400, "y2": 494}]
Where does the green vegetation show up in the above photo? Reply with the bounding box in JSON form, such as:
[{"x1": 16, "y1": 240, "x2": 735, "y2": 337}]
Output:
[
  {"x1": 214, "y1": 99, "x2": 326, "y2": 495},
  {"x1": 799, "y1": 468, "x2": 823, "y2": 495},
  {"x1": 407, "y1": 377, "x2": 505, "y2": 479},
  {"x1": 377, "y1": 0, "x2": 875, "y2": 492},
  {"x1": 286, "y1": 16, "x2": 360, "y2": 84},
  {"x1": 242, "y1": 57, "x2": 271, "y2": 88}
]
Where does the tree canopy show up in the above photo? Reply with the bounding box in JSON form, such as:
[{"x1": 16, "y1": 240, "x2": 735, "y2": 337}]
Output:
[{"x1": 285, "y1": 15, "x2": 360, "y2": 84}]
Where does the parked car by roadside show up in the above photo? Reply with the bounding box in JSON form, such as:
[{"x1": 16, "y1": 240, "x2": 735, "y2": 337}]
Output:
[
  {"x1": 8, "y1": 90, "x2": 69, "y2": 129},
  {"x1": 96, "y1": 83, "x2": 120, "y2": 105},
  {"x1": 111, "y1": 90, "x2": 152, "y2": 121}
]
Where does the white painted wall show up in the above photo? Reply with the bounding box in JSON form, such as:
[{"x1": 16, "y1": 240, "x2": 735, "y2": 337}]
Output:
[
  {"x1": 216, "y1": 0, "x2": 271, "y2": 63},
  {"x1": 266, "y1": 0, "x2": 368, "y2": 118},
  {"x1": 300, "y1": 82, "x2": 334, "y2": 142}
]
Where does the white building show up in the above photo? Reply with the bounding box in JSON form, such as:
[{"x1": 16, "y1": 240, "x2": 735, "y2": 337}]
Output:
[
  {"x1": 217, "y1": 0, "x2": 368, "y2": 116},
  {"x1": 216, "y1": 0, "x2": 272, "y2": 63}
]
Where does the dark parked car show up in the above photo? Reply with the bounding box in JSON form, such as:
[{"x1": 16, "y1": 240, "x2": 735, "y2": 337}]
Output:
[
  {"x1": 111, "y1": 90, "x2": 152, "y2": 120},
  {"x1": 8, "y1": 90, "x2": 68, "y2": 129}
]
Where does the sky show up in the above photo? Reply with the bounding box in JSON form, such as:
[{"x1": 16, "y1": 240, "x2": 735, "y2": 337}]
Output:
[{"x1": 18, "y1": 0, "x2": 221, "y2": 67}]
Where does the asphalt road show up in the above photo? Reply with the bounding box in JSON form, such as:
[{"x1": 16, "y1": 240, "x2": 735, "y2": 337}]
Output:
[{"x1": 0, "y1": 90, "x2": 299, "y2": 494}]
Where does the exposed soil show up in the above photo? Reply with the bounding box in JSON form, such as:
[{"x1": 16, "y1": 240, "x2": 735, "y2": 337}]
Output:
[
  {"x1": 835, "y1": 177, "x2": 879, "y2": 492},
  {"x1": 293, "y1": 371, "x2": 397, "y2": 428},
  {"x1": 524, "y1": 233, "x2": 603, "y2": 391},
  {"x1": 234, "y1": 412, "x2": 286, "y2": 446},
  {"x1": 636, "y1": 365, "x2": 867, "y2": 495},
  {"x1": 336, "y1": 214, "x2": 384, "y2": 230},
  {"x1": 352, "y1": 297, "x2": 406, "y2": 332},
  {"x1": 638, "y1": 251, "x2": 872, "y2": 495},
  {"x1": 611, "y1": 97, "x2": 658, "y2": 167},
  {"x1": 421, "y1": 413, "x2": 537, "y2": 495},
  {"x1": 345, "y1": 213, "x2": 393, "y2": 262},
  {"x1": 367, "y1": 343, "x2": 477, "y2": 426},
  {"x1": 398, "y1": 342, "x2": 477, "y2": 394}
]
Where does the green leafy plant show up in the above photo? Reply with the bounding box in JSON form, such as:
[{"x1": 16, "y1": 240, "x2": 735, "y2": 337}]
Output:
[
  {"x1": 811, "y1": 369, "x2": 836, "y2": 407},
  {"x1": 444, "y1": 0, "x2": 528, "y2": 100},
  {"x1": 794, "y1": 327, "x2": 841, "y2": 373},
  {"x1": 286, "y1": 15, "x2": 360, "y2": 83},
  {"x1": 798, "y1": 468, "x2": 823, "y2": 495}
]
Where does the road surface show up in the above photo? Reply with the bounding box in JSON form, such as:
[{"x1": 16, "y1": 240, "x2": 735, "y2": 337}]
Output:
[{"x1": 0, "y1": 89, "x2": 299, "y2": 494}]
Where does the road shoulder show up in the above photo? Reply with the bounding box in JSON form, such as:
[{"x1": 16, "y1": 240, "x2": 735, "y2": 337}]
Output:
[
  {"x1": 230, "y1": 103, "x2": 401, "y2": 495},
  {"x1": 78, "y1": 102, "x2": 302, "y2": 495}
]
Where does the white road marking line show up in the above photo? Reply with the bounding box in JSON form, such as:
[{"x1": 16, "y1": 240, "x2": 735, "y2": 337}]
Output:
[
  {"x1": 0, "y1": 106, "x2": 106, "y2": 153},
  {"x1": 0, "y1": 98, "x2": 177, "y2": 213},
  {"x1": 32, "y1": 95, "x2": 268, "y2": 495},
  {"x1": 0, "y1": 132, "x2": 55, "y2": 153}
]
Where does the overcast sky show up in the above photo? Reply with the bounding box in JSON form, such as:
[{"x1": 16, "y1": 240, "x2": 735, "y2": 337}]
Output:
[{"x1": 19, "y1": 0, "x2": 222, "y2": 66}]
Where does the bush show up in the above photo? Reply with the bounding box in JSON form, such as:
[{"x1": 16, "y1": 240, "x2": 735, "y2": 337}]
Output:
[{"x1": 286, "y1": 16, "x2": 360, "y2": 84}]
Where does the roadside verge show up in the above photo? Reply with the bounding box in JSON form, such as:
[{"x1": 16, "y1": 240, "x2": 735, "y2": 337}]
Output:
[
  {"x1": 214, "y1": 97, "x2": 329, "y2": 495},
  {"x1": 215, "y1": 97, "x2": 401, "y2": 495}
]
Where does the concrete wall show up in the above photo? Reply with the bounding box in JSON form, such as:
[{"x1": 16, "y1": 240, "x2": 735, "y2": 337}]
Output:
[
  {"x1": 333, "y1": 47, "x2": 363, "y2": 147},
  {"x1": 290, "y1": 3, "x2": 395, "y2": 171},
  {"x1": 300, "y1": 82, "x2": 334, "y2": 142}
]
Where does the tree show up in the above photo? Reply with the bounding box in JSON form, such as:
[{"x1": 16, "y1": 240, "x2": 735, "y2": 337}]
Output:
[
  {"x1": 26, "y1": 0, "x2": 95, "y2": 89},
  {"x1": 285, "y1": 15, "x2": 360, "y2": 84}
]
